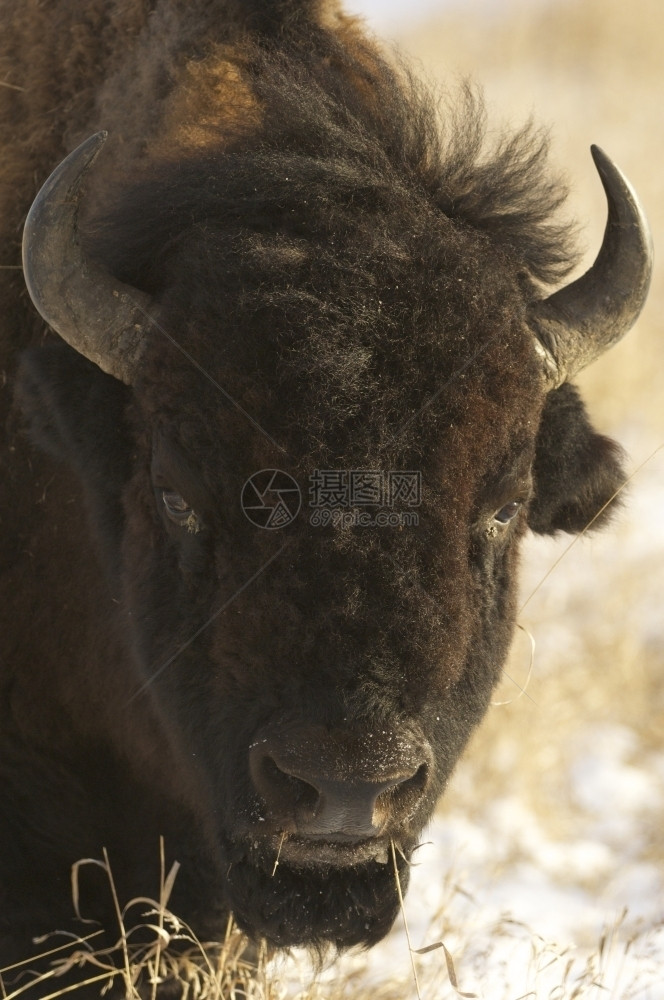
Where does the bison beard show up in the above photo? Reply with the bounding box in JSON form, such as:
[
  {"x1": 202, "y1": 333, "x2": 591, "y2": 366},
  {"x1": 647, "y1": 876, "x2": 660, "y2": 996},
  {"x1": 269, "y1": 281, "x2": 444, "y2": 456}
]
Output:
[
  {"x1": 0, "y1": 0, "x2": 651, "y2": 989},
  {"x1": 223, "y1": 843, "x2": 408, "y2": 949}
]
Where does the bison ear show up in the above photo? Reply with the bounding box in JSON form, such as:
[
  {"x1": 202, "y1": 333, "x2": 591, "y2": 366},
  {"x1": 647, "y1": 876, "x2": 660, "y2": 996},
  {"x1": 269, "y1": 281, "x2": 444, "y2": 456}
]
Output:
[{"x1": 528, "y1": 382, "x2": 626, "y2": 535}]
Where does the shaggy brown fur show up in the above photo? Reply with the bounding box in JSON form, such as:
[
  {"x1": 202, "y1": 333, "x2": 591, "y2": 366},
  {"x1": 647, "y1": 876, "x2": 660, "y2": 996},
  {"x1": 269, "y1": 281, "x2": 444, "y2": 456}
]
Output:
[{"x1": 0, "y1": 2, "x2": 628, "y2": 996}]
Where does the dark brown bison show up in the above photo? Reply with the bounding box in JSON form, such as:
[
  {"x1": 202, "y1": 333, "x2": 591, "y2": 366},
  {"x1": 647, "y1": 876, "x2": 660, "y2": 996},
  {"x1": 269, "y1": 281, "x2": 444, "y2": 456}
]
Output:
[{"x1": 0, "y1": 0, "x2": 652, "y2": 995}]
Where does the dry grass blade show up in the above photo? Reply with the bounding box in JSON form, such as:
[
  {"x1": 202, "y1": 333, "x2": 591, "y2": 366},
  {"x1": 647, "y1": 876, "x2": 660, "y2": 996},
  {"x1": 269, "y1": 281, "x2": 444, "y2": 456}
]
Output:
[
  {"x1": 0, "y1": 934, "x2": 103, "y2": 977},
  {"x1": 13, "y1": 972, "x2": 122, "y2": 1000},
  {"x1": 390, "y1": 839, "x2": 476, "y2": 1000},
  {"x1": 492, "y1": 622, "x2": 537, "y2": 706},
  {"x1": 271, "y1": 833, "x2": 286, "y2": 877},
  {"x1": 412, "y1": 942, "x2": 444, "y2": 956},
  {"x1": 100, "y1": 847, "x2": 134, "y2": 993},
  {"x1": 71, "y1": 858, "x2": 110, "y2": 925},
  {"x1": 390, "y1": 840, "x2": 422, "y2": 1000},
  {"x1": 440, "y1": 945, "x2": 478, "y2": 1000}
]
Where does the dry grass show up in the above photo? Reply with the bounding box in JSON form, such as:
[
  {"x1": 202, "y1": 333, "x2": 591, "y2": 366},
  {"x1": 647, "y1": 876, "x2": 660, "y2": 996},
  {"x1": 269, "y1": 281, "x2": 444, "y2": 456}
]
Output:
[{"x1": 0, "y1": 845, "x2": 273, "y2": 1000}]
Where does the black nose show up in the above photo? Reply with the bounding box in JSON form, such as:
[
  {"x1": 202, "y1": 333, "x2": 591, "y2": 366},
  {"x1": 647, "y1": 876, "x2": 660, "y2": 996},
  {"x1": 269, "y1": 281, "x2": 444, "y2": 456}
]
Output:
[{"x1": 249, "y1": 725, "x2": 431, "y2": 840}]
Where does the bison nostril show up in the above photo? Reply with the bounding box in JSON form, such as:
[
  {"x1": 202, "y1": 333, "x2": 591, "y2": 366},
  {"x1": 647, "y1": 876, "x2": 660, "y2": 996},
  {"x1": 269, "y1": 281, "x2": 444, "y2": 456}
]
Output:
[
  {"x1": 249, "y1": 747, "x2": 319, "y2": 825},
  {"x1": 376, "y1": 762, "x2": 429, "y2": 822},
  {"x1": 400, "y1": 762, "x2": 429, "y2": 798},
  {"x1": 251, "y1": 751, "x2": 320, "y2": 821},
  {"x1": 249, "y1": 733, "x2": 432, "y2": 841}
]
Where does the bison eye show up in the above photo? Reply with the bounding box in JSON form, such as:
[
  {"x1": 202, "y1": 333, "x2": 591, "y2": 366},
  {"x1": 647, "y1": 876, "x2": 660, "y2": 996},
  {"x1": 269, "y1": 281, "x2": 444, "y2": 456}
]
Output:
[
  {"x1": 161, "y1": 490, "x2": 202, "y2": 534},
  {"x1": 494, "y1": 500, "x2": 522, "y2": 524}
]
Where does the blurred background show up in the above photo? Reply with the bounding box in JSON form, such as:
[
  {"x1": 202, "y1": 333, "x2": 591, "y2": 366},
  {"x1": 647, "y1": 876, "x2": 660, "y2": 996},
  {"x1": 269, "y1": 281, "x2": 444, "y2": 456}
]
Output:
[{"x1": 282, "y1": 1, "x2": 664, "y2": 997}]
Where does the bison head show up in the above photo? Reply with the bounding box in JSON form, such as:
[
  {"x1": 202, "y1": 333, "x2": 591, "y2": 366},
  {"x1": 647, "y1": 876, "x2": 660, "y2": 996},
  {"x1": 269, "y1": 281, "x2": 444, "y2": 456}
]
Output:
[{"x1": 18, "y1": 58, "x2": 651, "y2": 952}]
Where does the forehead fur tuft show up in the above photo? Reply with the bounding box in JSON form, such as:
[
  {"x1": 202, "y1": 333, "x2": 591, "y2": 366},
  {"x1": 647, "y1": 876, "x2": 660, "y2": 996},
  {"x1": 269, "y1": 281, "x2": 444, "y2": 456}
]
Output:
[
  {"x1": 86, "y1": 34, "x2": 569, "y2": 465},
  {"x1": 89, "y1": 35, "x2": 578, "y2": 292}
]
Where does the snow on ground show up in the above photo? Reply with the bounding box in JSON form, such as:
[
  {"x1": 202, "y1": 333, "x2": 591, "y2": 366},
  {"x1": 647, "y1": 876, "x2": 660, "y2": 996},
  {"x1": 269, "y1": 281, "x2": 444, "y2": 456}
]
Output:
[{"x1": 275, "y1": 443, "x2": 664, "y2": 999}]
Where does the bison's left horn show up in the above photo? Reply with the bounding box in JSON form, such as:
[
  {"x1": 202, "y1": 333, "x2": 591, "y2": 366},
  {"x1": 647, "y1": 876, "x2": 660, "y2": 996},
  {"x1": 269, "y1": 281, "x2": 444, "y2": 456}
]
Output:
[
  {"x1": 530, "y1": 145, "x2": 653, "y2": 389},
  {"x1": 22, "y1": 132, "x2": 152, "y2": 385}
]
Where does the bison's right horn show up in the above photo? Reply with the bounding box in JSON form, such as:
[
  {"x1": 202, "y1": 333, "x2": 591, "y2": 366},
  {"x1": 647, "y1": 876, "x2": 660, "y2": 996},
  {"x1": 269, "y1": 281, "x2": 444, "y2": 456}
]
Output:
[
  {"x1": 530, "y1": 146, "x2": 653, "y2": 389},
  {"x1": 22, "y1": 132, "x2": 152, "y2": 385}
]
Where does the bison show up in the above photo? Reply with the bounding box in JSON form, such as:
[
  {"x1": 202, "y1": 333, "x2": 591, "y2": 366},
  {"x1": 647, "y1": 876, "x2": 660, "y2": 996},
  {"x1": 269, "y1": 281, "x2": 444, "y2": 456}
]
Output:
[{"x1": 0, "y1": 0, "x2": 652, "y2": 995}]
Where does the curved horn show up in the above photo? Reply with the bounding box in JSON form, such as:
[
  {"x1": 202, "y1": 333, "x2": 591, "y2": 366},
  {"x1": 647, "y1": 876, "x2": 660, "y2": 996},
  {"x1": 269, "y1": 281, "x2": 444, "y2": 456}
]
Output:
[
  {"x1": 22, "y1": 132, "x2": 152, "y2": 385},
  {"x1": 530, "y1": 145, "x2": 653, "y2": 389}
]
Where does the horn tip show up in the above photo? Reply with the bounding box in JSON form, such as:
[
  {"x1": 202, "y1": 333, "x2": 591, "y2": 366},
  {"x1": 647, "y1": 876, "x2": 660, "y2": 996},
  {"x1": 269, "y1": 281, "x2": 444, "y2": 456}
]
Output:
[
  {"x1": 589, "y1": 143, "x2": 653, "y2": 260},
  {"x1": 81, "y1": 130, "x2": 109, "y2": 159},
  {"x1": 589, "y1": 144, "x2": 617, "y2": 187}
]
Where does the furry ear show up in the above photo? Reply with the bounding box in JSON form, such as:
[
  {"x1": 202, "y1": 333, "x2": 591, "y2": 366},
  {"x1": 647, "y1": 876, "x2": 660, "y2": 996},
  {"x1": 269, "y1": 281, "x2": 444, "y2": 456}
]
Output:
[{"x1": 528, "y1": 382, "x2": 627, "y2": 535}]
